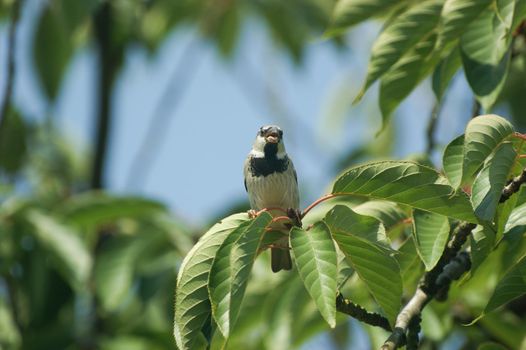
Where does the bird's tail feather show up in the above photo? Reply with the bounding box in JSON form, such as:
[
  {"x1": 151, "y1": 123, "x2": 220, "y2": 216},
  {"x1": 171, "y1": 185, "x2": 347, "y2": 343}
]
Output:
[{"x1": 271, "y1": 248, "x2": 292, "y2": 272}]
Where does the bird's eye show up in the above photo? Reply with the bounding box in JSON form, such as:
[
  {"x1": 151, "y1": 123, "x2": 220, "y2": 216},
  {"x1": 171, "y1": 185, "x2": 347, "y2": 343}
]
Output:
[{"x1": 278, "y1": 129, "x2": 283, "y2": 138}]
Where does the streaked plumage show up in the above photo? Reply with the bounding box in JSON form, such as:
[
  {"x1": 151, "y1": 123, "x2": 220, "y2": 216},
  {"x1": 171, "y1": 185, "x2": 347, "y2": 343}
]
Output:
[{"x1": 243, "y1": 125, "x2": 299, "y2": 272}]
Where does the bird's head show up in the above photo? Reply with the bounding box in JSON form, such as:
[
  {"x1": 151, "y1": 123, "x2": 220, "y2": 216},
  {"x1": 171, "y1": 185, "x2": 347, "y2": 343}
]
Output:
[{"x1": 251, "y1": 125, "x2": 286, "y2": 159}]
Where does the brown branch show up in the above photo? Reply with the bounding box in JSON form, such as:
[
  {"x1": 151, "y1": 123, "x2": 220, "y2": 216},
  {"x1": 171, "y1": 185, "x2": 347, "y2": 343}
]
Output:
[
  {"x1": 336, "y1": 292, "x2": 392, "y2": 332},
  {"x1": 0, "y1": 0, "x2": 23, "y2": 134},
  {"x1": 381, "y1": 168, "x2": 526, "y2": 349}
]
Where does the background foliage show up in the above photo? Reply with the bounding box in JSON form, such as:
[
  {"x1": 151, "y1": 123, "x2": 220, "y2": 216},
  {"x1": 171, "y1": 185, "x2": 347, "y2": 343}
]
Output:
[{"x1": 1, "y1": 0, "x2": 526, "y2": 349}]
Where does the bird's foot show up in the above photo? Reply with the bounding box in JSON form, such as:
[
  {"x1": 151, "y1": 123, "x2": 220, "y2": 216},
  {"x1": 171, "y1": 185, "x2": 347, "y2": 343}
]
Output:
[
  {"x1": 286, "y1": 208, "x2": 302, "y2": 228},
  {"x1": 247, "y1": 209, "x2": 258, "y2": 219}
]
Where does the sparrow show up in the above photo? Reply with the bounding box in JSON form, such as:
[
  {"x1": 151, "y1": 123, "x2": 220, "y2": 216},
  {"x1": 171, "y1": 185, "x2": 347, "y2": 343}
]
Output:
[{"x1": 243, "y1": 125, "x2": 300, "y2": 272}]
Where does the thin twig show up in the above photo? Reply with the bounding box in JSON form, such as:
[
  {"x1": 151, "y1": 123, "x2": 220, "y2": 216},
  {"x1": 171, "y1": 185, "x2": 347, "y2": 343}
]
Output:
[
  {"x1": 0, "y1": 0, "x2": 23, "y2": 134},
  {"x1": 471, "y1": 99, "x2": 481, "y2": 119},
  {"x1": 336, "y1": 293, "x2": 392, "y2": 332},
  {"x1": 301, "y1": 193, "x2": 349, "y2": 218},
  {"x1": 426, "y1": 101, "x2": 441, "y2": 155}
]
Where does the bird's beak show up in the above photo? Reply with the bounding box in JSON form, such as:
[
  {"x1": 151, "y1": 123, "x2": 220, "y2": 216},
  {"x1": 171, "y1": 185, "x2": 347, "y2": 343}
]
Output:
[{"x1": 265, "y1": 132, "x2": 279, "y2": 144}]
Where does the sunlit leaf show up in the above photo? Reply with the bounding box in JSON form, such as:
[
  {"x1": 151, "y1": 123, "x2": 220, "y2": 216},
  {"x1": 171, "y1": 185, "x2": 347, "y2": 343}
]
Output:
[
  {"x1": 460, "y1": 0, "x2": 515, "y2": 110},
  {"x1": 432, "y1": 46, "x2": 461, "y2": 100},
  {"x1": 331, "y1": 231, "x2": 401, "y2": 325},
  {"x1": 208, "y1": 213, "x2": 272, "y2": 337},
  {"x1": 471, "y1": 142, "x2": 516, "y2": 221},
  {"x1": 379, "y1": 32, "x2": 438, "y2": 124},
  {"x1": 328, "y1": 0, "x2": 404, "y2": 34},
  {"x1": 174, "y1": 213, "x2": 249, "y2": 350},
  {"x1": 25, "y1": 210, "x2": 93, "y2": 289},
  {"x1": 332, "y1": 161, "x2": 477, "y2": 222},
  {"x1": 412, "y1": 210, "x2": 450, "y2": 270},
  {"x1": 354, "y1": 200, "x2": 409, "y2": 237},
  {"x1": 324, "y1": 205, "x2": 386, "y2": 243},
  {"x1": 355, "y1": 0, "x2": 443, "y2": 102},
  {"x1": 444, "y1": 115, "x2": 515, "y2": 189},
  {"x1": 290, "y1": 222, "x2": 337, "y2": 328},
  {"x1": 436, "y1": 0, "x2": 493, "y2": 49},
  {"x1": 442, "y1": 134, "x2": 465, "y2": 188}
]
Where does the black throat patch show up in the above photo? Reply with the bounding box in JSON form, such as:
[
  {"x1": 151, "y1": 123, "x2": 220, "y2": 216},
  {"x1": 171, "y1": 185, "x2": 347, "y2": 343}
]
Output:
[{"x1": 249, "y1": 149, "x2": 289, "y2": 177}]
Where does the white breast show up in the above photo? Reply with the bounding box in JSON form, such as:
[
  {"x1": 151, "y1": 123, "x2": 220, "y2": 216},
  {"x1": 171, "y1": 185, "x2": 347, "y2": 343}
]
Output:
[{"x1": 246, "y1": 166, "x2": 299, "y2": 211}]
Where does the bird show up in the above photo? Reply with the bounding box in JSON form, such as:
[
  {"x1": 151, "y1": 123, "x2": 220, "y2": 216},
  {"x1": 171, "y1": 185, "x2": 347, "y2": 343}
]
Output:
[{"x1": 243, "y1": 125, "x2": 300, "y2": 272}]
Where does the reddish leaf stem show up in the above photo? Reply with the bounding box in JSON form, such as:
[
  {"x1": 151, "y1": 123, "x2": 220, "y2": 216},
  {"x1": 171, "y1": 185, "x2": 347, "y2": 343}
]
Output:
[
  {"x1": 513, "y1": 132, "x2": 526, "y2": 141},
  {"x1": 257, "y1": 207, "x2": 289, "y2": 216},
  {"x1": 301, "y1": 193, "x2": 349, "y2": 219}
]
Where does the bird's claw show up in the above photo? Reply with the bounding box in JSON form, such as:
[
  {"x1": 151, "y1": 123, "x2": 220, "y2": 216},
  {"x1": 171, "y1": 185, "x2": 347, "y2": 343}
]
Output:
[
  {"x1": 247, "y1": 209, "x2": 258, "y2": 219},
  {"x1": 286, "y1": 208, "x2": 302, "y2": 227}
]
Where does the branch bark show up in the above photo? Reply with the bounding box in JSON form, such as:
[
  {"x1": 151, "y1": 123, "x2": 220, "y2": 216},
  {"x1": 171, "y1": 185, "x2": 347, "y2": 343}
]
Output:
[
  {"x1": 336, "y1": 292, "x2": 392, "y2": 332},
  {"x1": 381, "y1": 167, "x2": 526, "y2": 349}
]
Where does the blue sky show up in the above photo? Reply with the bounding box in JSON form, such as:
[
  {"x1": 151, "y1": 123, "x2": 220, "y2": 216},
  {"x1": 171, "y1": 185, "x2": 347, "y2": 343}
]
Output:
[{"x1": 1, "y1": 0, "x2": 477, "y2": 226}]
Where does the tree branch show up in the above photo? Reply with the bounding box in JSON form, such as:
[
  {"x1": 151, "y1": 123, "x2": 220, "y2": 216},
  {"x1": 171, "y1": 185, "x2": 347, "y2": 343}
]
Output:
[
  {"x1": 426, "y1": 101, "x2": 441, "y2": 155},
  {"x1": 381, "y1": 167, "x2": 526, "y2": 349},
  {"x1": 0, "y1": 0, "x2": 23, "y2": 134},
  {"x1": 91, "y1": 2, "x2": 122, "y2": 189},
  {"x1": 336, "y1": 292, "x2": 392, "y2": 332},
  {"x1": 499, "y1": 167, "x2": 526, "y2": 203}
]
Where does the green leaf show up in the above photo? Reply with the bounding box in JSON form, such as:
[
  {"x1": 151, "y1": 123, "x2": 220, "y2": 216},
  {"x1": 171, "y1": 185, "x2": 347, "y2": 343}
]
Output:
[
  {"x1": 25, "y1": 210, "x2": 92, "y2": 289},
  {"x1": 432, "y1": 46, "x2": 461, "y2": 100},
  {"x1": 379, "y1": 32, "x2": 438, "y2": 124},
  {"x1": 447, "y1": 115, "x2": 515, "y2": 188},
  {"x1": 471, "y1": 142, "x2": 517, "y2": 221},
  {"x1": 0, "y1": 110, "x2": 28, "y2": 175},
  {"x1": 412, "y1": 210, "x2": 450, "y2": 270},
  {"x1": 332, "y1": 161, "x2": 477, "y2": 222},
  {"x1": 354, "y1": 201, "x2": 408, "y2": 228},
  {"x1": 33, "y1": 1, "x2": 74, "y2": 100},
  {"x1": 460, "y1": 0, "x2": 516, "y2": 110},
  {"x1": 336, "y1": 246, "x2": 354, "y2": 288},
  {"x1": 174, "y1": 213, "x2": 249, "y2": 350},
  {"x1": 442, "y1": 134, "x2": 465, "y2": 188},
  {"x1": 512, "y1": 0, "x2": 526, "y2": 29},
  {"x1": 60, "y1": 193, "x2": 167, "y2": 227},
  {"x1": 483, "y1": 255, "x2": 526, "y2": 315},
  {"x1": 324, "y1": 205, "x2": 386, "y2": 243},
  {"x1": 396, "y1": 236, "x2": 424, "y2": 293},
  {"x1": 436, "y1": 0, "x2": 493, "y2": 49},
  {"x1": 290, "y1": 222, "x2": 338, "y2": 328},
  {"x1": 330, "y1": 229, "x2": 402, "y2": 325},
  {"x1": 94, "y1": 238, "x2": 139, "y2": 312},
  {"x1": 470, "y1": 225, "x2": 496, "y2": 274},
  {"x1": 355, "y1": 0, "x2": 443, "y2": 102},
  {"x1": 0, "y1": 300, "x2": 21, "y2": 348},
  {"x1": 208, "y1": 213, "x2": 272, "y2": 337},
  {"x1": 328, "y1": 0, "x2": 404, "y2": 34},
  {"x1": 504, "y1": 201, "x2": 526, "y2": 234}
]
